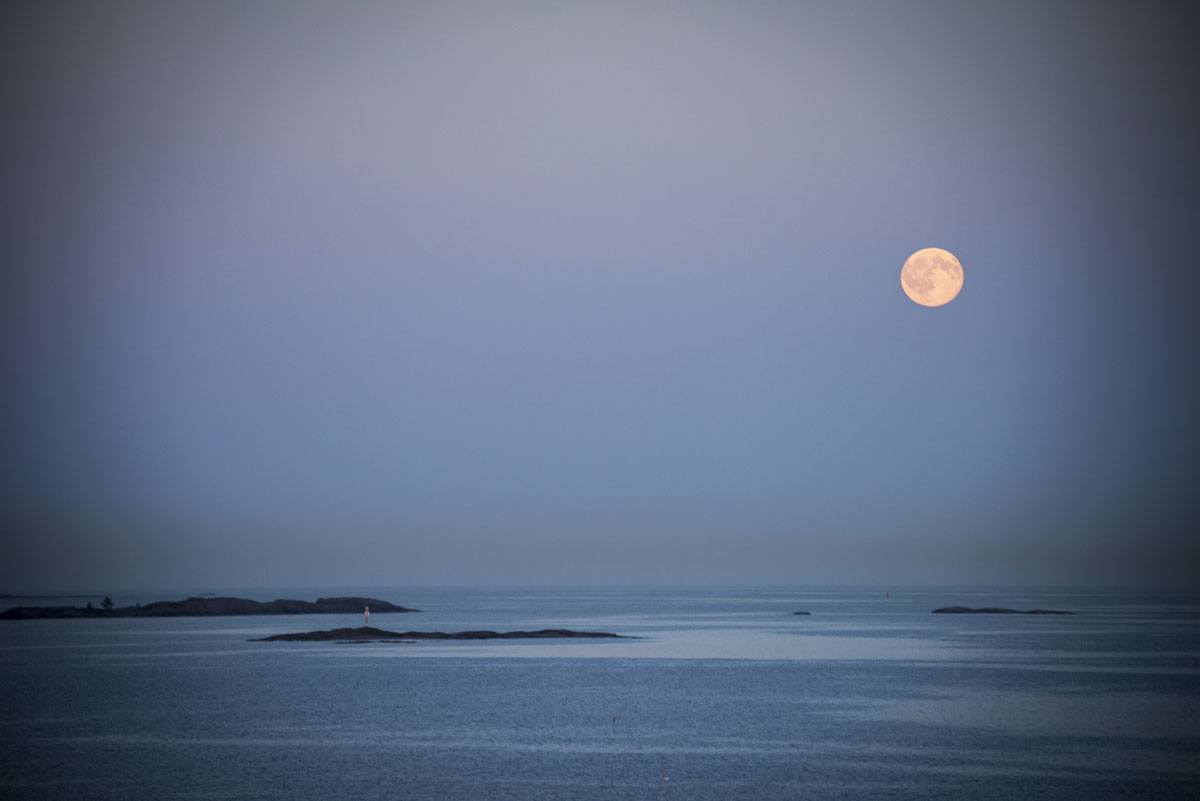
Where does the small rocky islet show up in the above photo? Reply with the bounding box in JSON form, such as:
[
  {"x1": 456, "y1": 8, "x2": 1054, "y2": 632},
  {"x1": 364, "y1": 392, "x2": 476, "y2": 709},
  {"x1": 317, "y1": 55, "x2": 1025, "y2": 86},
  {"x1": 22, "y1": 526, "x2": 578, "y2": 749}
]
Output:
[
  {"x1": 252, "y1": 626, "x2": 626, "y2": 643},
  {"x1": 0, "y1": 596, "x2": 418, "y2": 620}
]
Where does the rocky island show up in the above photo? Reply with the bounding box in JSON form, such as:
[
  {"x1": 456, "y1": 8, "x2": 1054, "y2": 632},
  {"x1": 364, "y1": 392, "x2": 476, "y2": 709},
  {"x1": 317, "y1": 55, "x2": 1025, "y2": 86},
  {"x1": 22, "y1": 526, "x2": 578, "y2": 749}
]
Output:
[
  {"x1": 0, "y1": 596, "x2": 418, "y2": 620},
  {"x1": 932, "y1": 606, "x2": 1072, "y2": 615},
  {"x1": 252, "y1": 626, "x2": 625, "y2": 643}
]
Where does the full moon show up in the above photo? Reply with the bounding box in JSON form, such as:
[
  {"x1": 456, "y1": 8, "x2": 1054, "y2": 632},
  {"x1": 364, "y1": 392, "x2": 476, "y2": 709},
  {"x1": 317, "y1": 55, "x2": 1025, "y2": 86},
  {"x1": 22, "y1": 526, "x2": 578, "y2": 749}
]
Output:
[{"x1": 900, "y1": 247, "x2": 964, "y2": 307}]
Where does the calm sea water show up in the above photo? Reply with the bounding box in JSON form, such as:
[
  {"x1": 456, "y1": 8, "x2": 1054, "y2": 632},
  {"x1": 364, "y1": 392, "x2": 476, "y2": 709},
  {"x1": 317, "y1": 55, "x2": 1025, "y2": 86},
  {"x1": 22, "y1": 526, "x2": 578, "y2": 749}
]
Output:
[{"x1": 2, "y1": 586, "x2": 1198, "y2": 800}]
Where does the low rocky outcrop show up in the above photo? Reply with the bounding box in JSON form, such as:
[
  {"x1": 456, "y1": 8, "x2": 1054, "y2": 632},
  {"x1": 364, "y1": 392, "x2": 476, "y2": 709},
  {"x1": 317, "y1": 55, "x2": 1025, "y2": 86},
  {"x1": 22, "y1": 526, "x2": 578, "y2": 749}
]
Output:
[
  {"x1": 791, "y1": 611, "x2": 811, "y2": 615},
  {"x1": 932, "y1": 606, "x2": 1072, "y2": 615},
  {"x1": 252, "y1": 626, "x2": 625, "y2": 642},
  {"x1": 0, "y1": 596, "x2": 418, "y2": 620}
]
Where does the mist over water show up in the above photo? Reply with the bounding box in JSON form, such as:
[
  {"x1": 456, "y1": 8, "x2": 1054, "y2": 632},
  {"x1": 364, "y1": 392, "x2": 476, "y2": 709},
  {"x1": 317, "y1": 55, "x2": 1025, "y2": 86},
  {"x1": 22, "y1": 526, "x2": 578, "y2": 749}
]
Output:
[
  {"x1": 3, "y1": 586, "x2": 1198, "y2": 800},
  {"x1": 4, "y1": 1, "x2": 1200, "y2": 591}
]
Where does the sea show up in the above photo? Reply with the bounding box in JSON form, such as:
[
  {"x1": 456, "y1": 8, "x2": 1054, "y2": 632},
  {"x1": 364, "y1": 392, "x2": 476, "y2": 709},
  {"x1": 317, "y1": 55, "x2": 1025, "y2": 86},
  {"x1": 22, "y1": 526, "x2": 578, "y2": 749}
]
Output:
[{"x1": 1, "y1": 586, "x2": 1198, "y2": 800}]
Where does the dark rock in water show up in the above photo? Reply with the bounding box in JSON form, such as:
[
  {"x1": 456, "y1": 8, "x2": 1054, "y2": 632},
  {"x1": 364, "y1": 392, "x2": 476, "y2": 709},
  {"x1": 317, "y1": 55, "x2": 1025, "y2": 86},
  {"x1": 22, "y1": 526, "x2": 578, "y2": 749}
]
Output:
[
  {"x1": 252, "y1": 627, "x2": 414, "y2": 643},
  {"x1": 252, "y1": 626, "x2": 625, "y2": 642},
  {"x1": 0, "y1": 596, "x2": 418, "y2": 620},
  {"x1": 791, "y1": 611, "x2": 811, "y2": 615},
  {"x1": 932, "y1": 606, "x2": 1072, "y2": 615}
]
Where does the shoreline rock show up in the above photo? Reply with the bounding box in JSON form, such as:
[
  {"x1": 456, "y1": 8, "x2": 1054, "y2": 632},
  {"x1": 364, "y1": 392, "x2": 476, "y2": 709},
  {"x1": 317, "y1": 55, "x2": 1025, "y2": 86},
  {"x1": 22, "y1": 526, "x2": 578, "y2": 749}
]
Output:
[
  {"x1": 251, "y1": 626, "x2": 626, "y2": 642},
  {"x1": 0, "y1": 596, "x2": 419, "y2": 620}
]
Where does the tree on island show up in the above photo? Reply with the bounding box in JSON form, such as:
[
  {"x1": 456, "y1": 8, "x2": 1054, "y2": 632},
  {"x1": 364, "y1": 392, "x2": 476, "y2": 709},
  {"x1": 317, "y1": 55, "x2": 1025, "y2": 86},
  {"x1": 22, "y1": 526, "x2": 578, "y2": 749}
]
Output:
[{"x1": 101, "y1": 596, "x2": 113, "y2": 612}]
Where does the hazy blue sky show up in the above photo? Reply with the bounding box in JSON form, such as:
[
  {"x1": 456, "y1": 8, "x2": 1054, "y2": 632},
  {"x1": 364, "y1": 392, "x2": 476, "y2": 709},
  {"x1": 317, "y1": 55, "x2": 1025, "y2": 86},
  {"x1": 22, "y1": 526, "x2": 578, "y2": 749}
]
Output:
[{"x1": 3, "y1": 1, "x2": 1198, "y2": 591}]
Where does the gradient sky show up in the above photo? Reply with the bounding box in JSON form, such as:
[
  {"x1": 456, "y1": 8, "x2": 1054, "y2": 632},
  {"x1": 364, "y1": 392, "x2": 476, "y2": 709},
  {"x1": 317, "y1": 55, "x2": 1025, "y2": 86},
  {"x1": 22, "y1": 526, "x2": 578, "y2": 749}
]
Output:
[{"x1": 3, "y1": 1, "x2": 1198, "y2": 591}]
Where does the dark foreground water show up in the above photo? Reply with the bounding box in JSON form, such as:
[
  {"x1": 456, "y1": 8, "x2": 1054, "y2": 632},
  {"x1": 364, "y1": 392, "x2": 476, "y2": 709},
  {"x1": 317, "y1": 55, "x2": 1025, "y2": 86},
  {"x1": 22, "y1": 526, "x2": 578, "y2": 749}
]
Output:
[{"x1": 2, "y1": 586, "x2": 1198, "y2": 800}]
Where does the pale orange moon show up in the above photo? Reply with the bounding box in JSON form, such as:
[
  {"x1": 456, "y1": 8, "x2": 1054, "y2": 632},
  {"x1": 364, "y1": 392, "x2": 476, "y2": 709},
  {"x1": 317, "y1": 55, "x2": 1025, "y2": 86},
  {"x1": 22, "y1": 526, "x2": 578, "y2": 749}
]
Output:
[{"x1": 900, "y1": 247, "x2": 964, "y2": 307}]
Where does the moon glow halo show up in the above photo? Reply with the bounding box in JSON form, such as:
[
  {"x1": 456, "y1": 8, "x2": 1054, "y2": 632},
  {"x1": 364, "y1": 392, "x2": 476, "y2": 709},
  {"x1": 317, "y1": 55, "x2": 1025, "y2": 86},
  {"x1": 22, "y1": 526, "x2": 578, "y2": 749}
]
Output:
[{"x1": 901, "y1": 248, "x2": 964, "y2": 307}]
